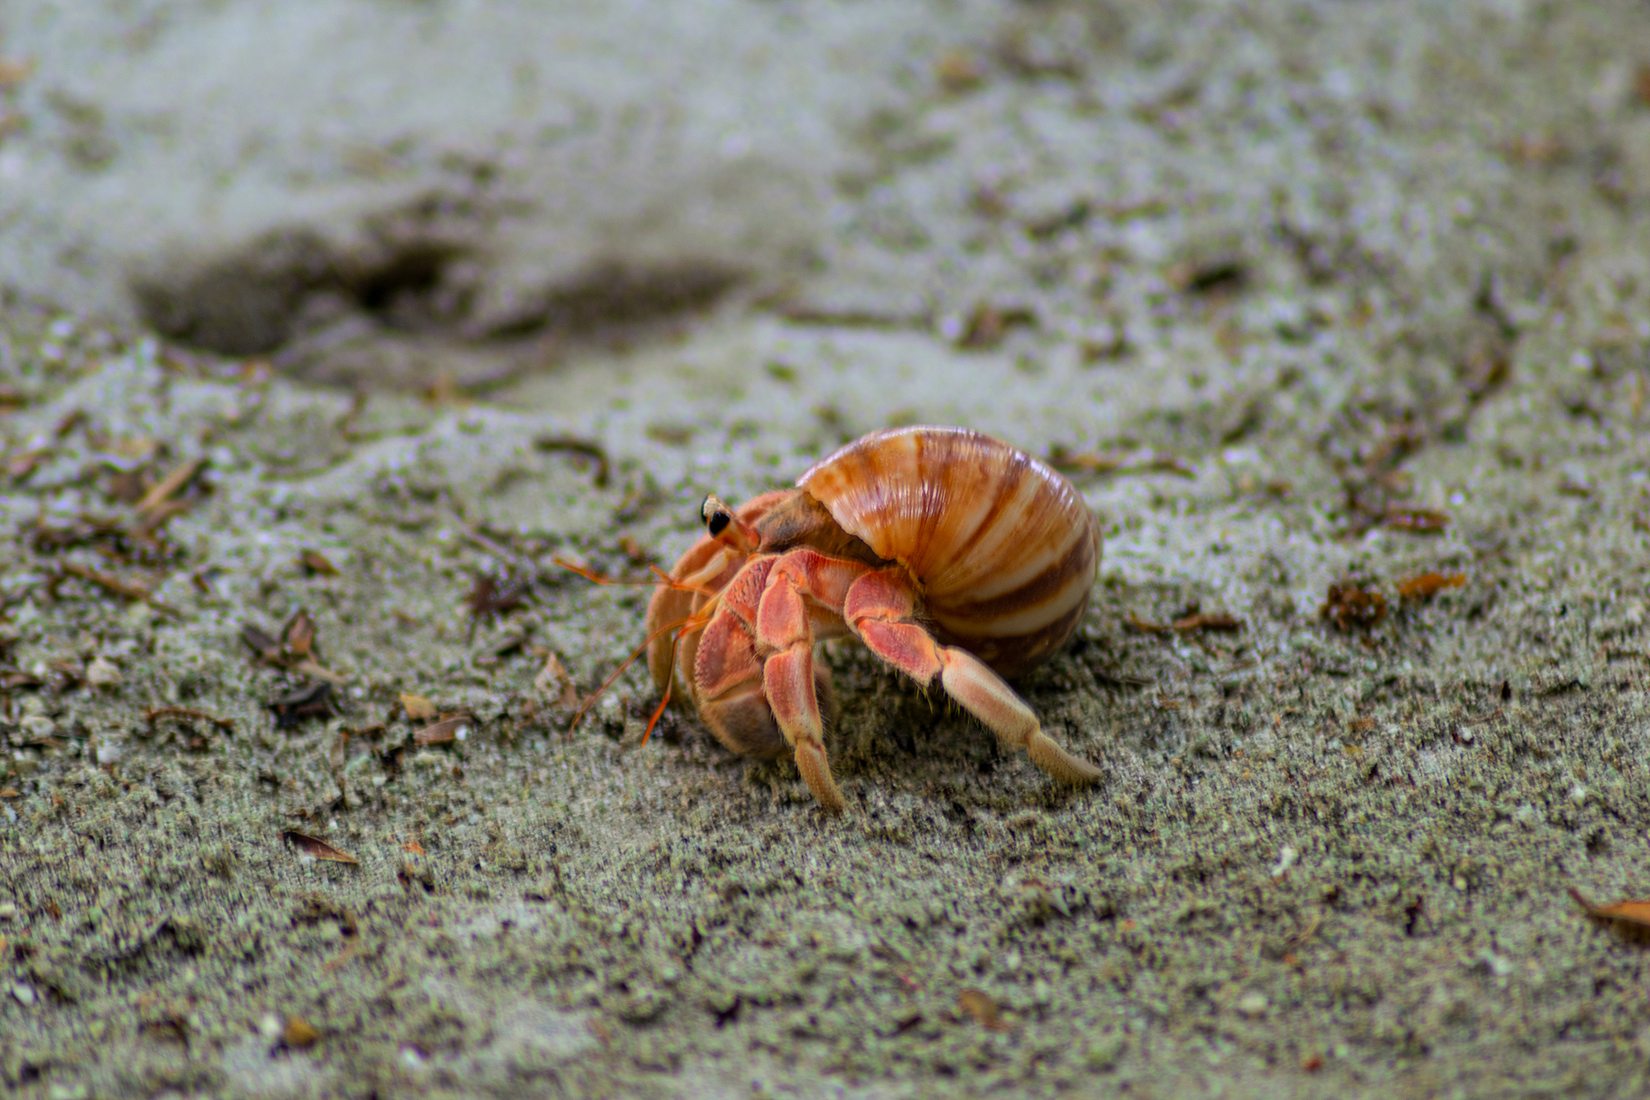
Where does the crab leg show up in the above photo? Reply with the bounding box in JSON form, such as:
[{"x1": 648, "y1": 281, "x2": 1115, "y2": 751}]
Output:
[
  {"x1": 753, "y1": 550, "x2": 869, "y2": 813},
  {"x1": 844, "y1": 568, "x2": 1102, "y2": 786},
  {"x1": 758, "y1": 583, "x2": 841, "y2": 813}
]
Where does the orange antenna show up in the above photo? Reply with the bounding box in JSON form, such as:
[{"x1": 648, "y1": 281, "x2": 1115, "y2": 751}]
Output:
[
  {"x1": 640, "y1": 662, "x2": 676, "y2": 746},
  {"x1": 566, "y1": 605, "x2": 714, "y2": 738},
  {"x1": 551, "y1": 556, "x2": 717, "y2": 599},
  {"x1": 556, "y1": 554, "x2": 722, "y2": 739}
]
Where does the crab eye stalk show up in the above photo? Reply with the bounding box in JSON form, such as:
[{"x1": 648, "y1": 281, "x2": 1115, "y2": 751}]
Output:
[
  {"x1": 700, "y1": 494, "x2": 733, "y2": 535},
  {"x1": 700, "y1": 493, "x2": 755, "y2": 551}
]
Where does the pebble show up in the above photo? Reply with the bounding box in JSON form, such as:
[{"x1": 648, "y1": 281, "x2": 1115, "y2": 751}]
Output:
[
  {"x1": 86, "y1": 656, "x2": 122, "y2": 686},
  {"x1": 20, "y1": 715, "x2": 56, "y2": 739}
]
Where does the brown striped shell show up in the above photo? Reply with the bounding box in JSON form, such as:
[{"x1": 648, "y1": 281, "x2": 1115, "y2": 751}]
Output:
[{"x1": 796, "y1": 426, "x2": 1100, "y2": 676}]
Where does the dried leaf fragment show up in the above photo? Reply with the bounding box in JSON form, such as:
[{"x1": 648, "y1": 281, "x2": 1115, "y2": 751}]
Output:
[
  {"x1": 1174, "y1": 612, "x2": 1242, "y2": 632},
  {"x1": 399, "y1": 693, "x2": 438, "y2": 722},
  {"x1": 422, "y1": 370, "x2": 468, "y2": 406},
  {"x1": 1502, "y1": 132, "x2": 1566, "y2": 166},
  {"x1": 282, "y1": 831, "x2": 358, "y2": 864},
  {"x1": 282, "y1": 1014, "x2": 320, "y2": 1048},
  {"x1": 1167, "y1": 256, "x2": 1248, "y2": 295},
  {"x1": 5, "y1": 449, "x2": 46, "y2": 481},
  {"x1": 1321, "y1": 581, "x2": 1387, "y2": 631},
  {"x1": 1382, "y1": 507, "x2": 1449, "y2": 533},
  {"x1": 241, "y1": 625, "x2": 281, "y2": 661},
  {"x1": 534, "y1": 650, "x2": 581, "y2": 710},
  {"x1": 269, "y1": 682, "x2": 336, "y2": 728},
  {"x1": 957, "y1": 989, "x2": 1011, "y2": 1032},
  {"x1": 412, "y1": 716, "x2": 469, "y2": 746},
  {"x1": 243, "y1": 616, "x2": 346, "y2": 684},
  {"x1": 0, "y1": 57, "x2": 34, "y2": 89},
  {"x1": 1396, "y1": 572, "x2": 1467, "y2": 601},
  {"x1": 1570, "y1": 887, "x2": 1650, "y2": 940},
  {"x1": 105, "y1": 468, "x2": 149, "y2": 504},
  {"x1": 1127, "y1": 610, "x2": 1243, "y2": 634},
  {"x1": 935, "y1": 50, "x2": 986, "y2": 93},
  {"x1": 284, "y1": 610, "x2": 318, "y2": 659},
  {"x1": 299, "y1": 549, "x2": 340, "y2": 576},
  {"x1": 467, "y1": 572, "x2": 528, "y2": 618},
  {"x1": 955, "y1": 302, "x2": 1036, "y2": 349}
]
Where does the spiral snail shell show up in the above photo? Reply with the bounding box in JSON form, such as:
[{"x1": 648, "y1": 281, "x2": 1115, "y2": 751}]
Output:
[{"x1": 795, "y1": 426, "x2": 1100, "y2": 676}]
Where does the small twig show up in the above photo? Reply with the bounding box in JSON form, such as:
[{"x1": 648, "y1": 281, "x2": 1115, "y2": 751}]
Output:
[
  {"x1": 533, "y1": 435, "x2": 612, "y2": 489},
  {"x1": 444, "y1": 494, "x2": 543, "y2": 580},
  {"x1": 135, "y1": 456, "x2": 206, "y2": 515},
  {"x1": 770, "y1": 304, "x2": 933, "y2": 330},
  {"x1": 291, "y1": 658, "x2": 349, "y2": 686},
  {"x1": 1126, "y1": 610, "x2": 1243, "y2": 635},
  {"x1": 456, "y1": 525, "x2": 530, "y2": 569},
  {"x1": 1048, "y1": 447, "x2": 1195, "y2": 480},
  {"x1": 145, "y1": 706, "x2": 236, "y2": 734},
  {"x1": 60, "y1": 562, "x2": 182, "y2": 616}
]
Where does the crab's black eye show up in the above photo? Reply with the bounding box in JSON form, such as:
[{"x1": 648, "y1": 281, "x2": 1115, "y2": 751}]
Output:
[{"x1": 700, "y1": 493, "x2": 736, "y2": 539}]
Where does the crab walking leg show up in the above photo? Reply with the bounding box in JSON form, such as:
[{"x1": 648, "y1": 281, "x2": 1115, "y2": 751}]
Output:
[
  {"x1": 844, "y1": 569, "x2": 1102, "y2": 786},
  {"x1": 756, "y1": 552, "x2": 863, "y2": 813}
]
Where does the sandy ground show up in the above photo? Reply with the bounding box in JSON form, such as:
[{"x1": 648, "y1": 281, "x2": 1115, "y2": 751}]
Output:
[{"x1": 4, "y1": 1, "x2": 1650, "y2": 1096}]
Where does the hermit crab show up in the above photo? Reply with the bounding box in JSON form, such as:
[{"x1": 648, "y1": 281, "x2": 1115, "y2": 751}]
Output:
[{"x1": 578, "y1": 425, "x2": 1103, "y2": 813}]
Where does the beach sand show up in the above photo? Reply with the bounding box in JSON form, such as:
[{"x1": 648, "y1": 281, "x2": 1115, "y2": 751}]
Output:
[{"x1": 3, "y1": 2, "x2": 1650, "y2": 1095}]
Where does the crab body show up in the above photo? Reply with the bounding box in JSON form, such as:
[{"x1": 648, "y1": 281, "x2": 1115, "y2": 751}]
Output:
[{"x1": 645, "y1": 425, "x2": 1102, "y2": 812}]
